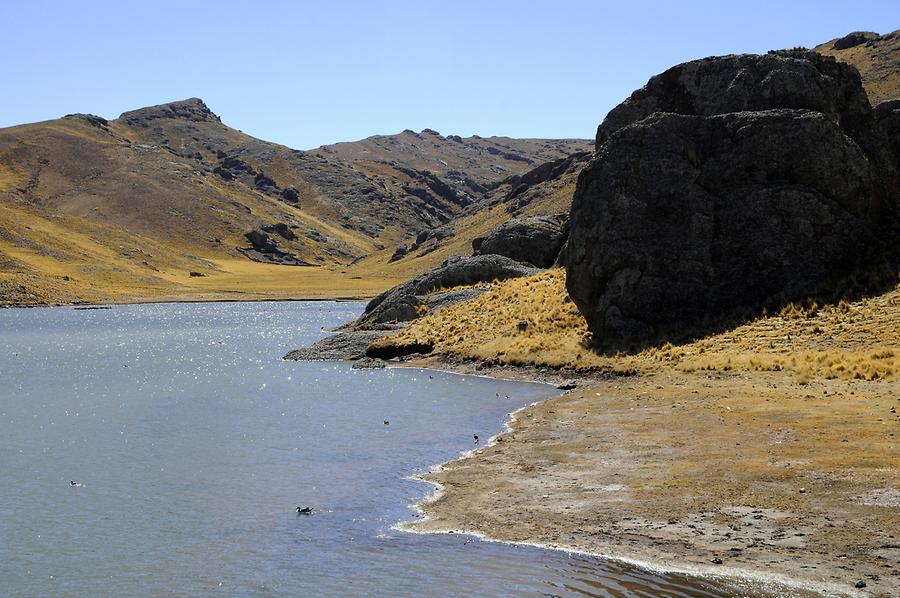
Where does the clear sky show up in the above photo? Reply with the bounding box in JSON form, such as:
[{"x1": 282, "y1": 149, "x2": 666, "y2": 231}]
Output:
[{"x1": 2, "y1": 1, "x2": 897, "y2": 149}]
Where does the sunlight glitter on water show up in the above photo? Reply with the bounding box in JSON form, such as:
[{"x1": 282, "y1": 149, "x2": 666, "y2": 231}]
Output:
[{"x1": 0, "y1": 301, "x2": 784, "y2": 597}]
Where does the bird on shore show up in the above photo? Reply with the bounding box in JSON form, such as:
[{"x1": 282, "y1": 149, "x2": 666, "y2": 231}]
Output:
[
  {"x1": 296, "y1": 506, "x2": 313, "y2": 515},
  {"x1": 473, "y1": 434, "x2": 479, "y2": 444}
]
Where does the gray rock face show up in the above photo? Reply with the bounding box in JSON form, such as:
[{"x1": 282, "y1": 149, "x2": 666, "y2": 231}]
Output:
[
  {"x1": 594, "y1": 52, "x2": 896, "y2": 197},
  {"x1": 358, "y1": 255, "x2": 538, "y2": 326},
  {"x1": 283, "y1": 330, "x2": 391, "y2": 361},
  {"x1": 875, "y1": 100, "x2": 900, "y2": 167},
  {"x1": 473, "y1": 215, "x2": 567, "y2": 268},
  {"x1": 426, "y1": 287, "x2": 488, "y2": 312},
  {"x1": 567, "y1": 52, "x2": 898, "y2": 349},
  {"x1": 598, "y1": 52, "x2": 864, "y2": 143},
  {"x1": 119, "y1": 98, "x2": 221, "y2": 126}
]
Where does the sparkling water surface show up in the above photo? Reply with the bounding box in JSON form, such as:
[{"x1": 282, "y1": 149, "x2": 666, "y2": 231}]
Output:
[{"x1": 0, "y1": 302, "x2": 791, "y2": 597}]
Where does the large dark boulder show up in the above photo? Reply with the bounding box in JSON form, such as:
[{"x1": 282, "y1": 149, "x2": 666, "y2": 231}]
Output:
[
  {"x1": 244, "y1": 229, "x2": 278, "y2": 253},
  {"x1": 474, "y1": 215, "x2": 567, "y2": 268},
  {"x1": 594, "y1": 52, "x2": 896, "y2": 202},
  {"x1": 597, "y1": 52, "x2": 871, "y2": 145},
  {"x1": 567, "y1": 52, "x2": 898, "y2": 349},
  {"x1": 357, "y1": 255, "x2": 538, "y2": 326}
]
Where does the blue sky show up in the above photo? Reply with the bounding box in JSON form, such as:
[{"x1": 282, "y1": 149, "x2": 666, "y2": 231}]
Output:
[{"x1": 3, "y1": 1, "x2": 897, "y2": 148}]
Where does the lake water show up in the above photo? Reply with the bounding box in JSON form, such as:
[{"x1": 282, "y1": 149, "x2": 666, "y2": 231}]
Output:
[{"x1": 0, "y1": 301, "x2": 777, "y2": 596}]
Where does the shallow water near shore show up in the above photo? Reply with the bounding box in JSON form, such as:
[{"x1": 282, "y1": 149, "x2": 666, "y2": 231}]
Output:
[{"x1": 1, "y1": 301, "x2": 783, "y2": 597}]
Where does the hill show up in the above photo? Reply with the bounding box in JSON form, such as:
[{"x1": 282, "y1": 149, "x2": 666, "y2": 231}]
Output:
[
  {"x1": 0, "y1": 99, "x2": 589, "y2": 304},
  {"x1": 814, "y1": 29, "x2": 899, "y2": 105}
]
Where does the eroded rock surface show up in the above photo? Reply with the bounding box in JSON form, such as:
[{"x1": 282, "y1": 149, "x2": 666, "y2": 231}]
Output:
[
  {"x1": 567, "y1": 52, "x2": 898, "y2": 348},
  {"x1": 473, "y1": 215, "x2": 567, "y2": 268},
  {"x1": 359, "y1": 255, "x2": 538, "y2": 326}
]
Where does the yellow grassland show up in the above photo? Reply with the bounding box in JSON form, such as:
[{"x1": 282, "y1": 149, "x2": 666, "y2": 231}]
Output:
[{"x1": 373, "y1": 268, "x2": 899, "y2": 382}]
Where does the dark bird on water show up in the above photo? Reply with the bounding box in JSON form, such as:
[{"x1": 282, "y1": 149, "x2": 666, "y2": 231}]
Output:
[
  {"x1": 296, "y1": 506, "x2": 313, "y2": 515},
  {"x1": 383, "y1": 420, "x2": 390, "y2": 425},
  {"x1": 70, "y1": 480, "x2": 77, "y2": 486},
  {"x1": 473, "y1": 434, "x2": 479, "y2": 444}
]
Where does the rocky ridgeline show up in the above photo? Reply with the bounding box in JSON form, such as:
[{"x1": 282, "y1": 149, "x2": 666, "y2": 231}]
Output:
[
  {"x1": 119, "y1": 98, "x2": 222, "y2": 125},
  {"x1": 567, "y1": 51, "x2": 899, "y2": 349}
]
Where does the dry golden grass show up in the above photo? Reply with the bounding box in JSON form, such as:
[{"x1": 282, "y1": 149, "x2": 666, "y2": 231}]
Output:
[
  {"x1": 373, "y1": 268, "x2": 900, "y2": 382},
  {"x1": 815, "y1": 30, "x2": 899, "y2": 105}
]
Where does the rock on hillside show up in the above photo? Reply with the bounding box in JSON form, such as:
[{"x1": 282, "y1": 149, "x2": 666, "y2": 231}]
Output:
[
  {"x1": 357, "y1": 254, "x2": 538, "y2": 326},
  {"x1": 473, "y1": 215, "x2": 567, "y2": 268},
  {"x1": 594, "y1": 52, "x2": 894, "y2": 177},
  {"x1": 567, "y1": 51, "x2": 899, "y2": 349}
]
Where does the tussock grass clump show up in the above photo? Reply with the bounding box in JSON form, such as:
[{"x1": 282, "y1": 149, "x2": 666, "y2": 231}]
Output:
[
  {"x1": 371, "y1": 269, "x2": 615, "y2": 370},
  {"x1": 372, "y1": 269, "x2": 900, "y2": 381}
]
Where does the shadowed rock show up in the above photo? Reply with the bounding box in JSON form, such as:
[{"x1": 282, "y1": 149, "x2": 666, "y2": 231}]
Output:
[
  {"x1": 284, "y1": 330, "x2": 392, "y2": 361},
  {"x1": 474, "y1": 215, "x2": 567, "y2": 268},
  {"x1": 875, "y1": 100, "x2": 900, "y2": 167},
  {"x1": 567, "y1": 52, "x2": 898, "y2": 350}
]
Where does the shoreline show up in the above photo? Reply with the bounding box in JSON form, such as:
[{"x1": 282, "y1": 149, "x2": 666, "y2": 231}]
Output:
[
  {"x1": 0, "y1": 295, "x2": 373, "y2": 309},
  {"x1": 388, "y1": 357, "x2": 897, "y2": 597},
  {"x1": 390, "y1": 363, "x2": 835, "y2": 597}
]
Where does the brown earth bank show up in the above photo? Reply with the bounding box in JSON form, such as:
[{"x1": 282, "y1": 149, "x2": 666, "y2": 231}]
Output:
[
  {"x1": 399, "y1": 367, "x2": 898, "y2": 596},
  {"x1": 364, "y1": 270, "x2": 900, "y2": 596}
]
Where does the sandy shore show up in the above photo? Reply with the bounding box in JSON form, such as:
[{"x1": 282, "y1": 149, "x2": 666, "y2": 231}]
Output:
[{"x1": 398, "y1": 360, "x2": 899, "y2": 596}]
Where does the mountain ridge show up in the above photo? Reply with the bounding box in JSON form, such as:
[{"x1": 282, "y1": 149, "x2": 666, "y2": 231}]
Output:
[{"x1": 0, "y1": 97, "x2": 590, "y2": 304}]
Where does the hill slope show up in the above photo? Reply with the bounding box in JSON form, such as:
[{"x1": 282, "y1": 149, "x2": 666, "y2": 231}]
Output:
[
  {"x1": 815, "y1": 30, "x2": 899, "y2": 105},
  {"x1": 0, "y1": 99, "x2": 589, "y2": 304}
]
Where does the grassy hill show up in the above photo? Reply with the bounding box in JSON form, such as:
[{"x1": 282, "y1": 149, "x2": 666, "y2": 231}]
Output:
[
  {"x1": 2, "y1": 30, "x2": 895, "y2": 307},
  {"x1": 0, "y1": 99, "x2": 589, "y2": 305},
  {"x1": 814, "y1": 29, "x2": 899, "y2": 105}
]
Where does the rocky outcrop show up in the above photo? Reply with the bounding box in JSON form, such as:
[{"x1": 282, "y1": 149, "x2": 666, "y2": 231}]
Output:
[
  {"x1": 501, "y1": 152, "x2": 591, "y2": 201},
  {"x1": 241, "y1": 228, "x2": 313, "y2": 266},
  {"x1": 831, "y1": 31, "x2": 881, "y2": 51},
  {"x1": 284, "y1": 330, "x2": 392, "y2": 361},
  {"x1": 473, "y1": 215, "x2": 567, "y2": 268},
  {"x1": 567, "y1": 52, "x2": 899, "y2": 349},
  {"x1": 262, "y1": 222, "x2": 296, "y2": 241},
  {"x1": 388, "y1": 245, "x2": 408, "y2": 263},
  {"x1": 119, "y1": 98, "x2": 221, "y2": 126},
  {"x1": 63, "y1": 114, "x2": 110, "y2": 128},
  {"x1": 593, "y1": 52, "x2": 895, "y2": 189},
  {"x1": 280, "y1": 186, "x2": 300, "y2": 204},
  {"x1": 357, "y1": 255, "x2": 538, "y2": 326}
]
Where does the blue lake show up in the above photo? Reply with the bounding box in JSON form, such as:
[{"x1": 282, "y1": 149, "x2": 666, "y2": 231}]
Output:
[{"x1": 0, "y1": 301, "x2": 764, "y2": 596}]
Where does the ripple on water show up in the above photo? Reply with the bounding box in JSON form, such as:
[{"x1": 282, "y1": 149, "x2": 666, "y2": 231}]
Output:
[{"x1": 0, "y1": 302, "x2": 802, "y2": 597}]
